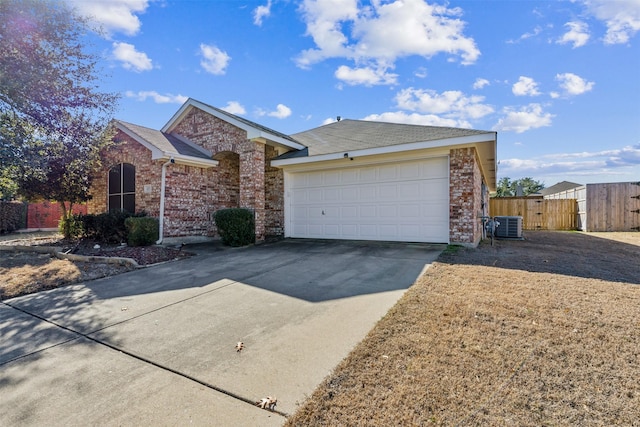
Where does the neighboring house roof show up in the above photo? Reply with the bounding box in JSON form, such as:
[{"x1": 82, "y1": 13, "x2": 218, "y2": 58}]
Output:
[
  {"x1": 161, "y1": 98, "x2": 306, "y2": 152},
  {"x1": 536, "y1": 181, "x2": 583, "y2": 196},
  {"x1": 112, "y1": 120, "x2": 219, "y2": 168}
]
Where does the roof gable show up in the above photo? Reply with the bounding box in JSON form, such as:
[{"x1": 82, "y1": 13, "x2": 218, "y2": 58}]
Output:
[
  {"x1": 161, "y1": 98, "x2": 305, "y2": 152},
  {"x1": 112, "y1": 120, "x2": 218, "y2": 168}
]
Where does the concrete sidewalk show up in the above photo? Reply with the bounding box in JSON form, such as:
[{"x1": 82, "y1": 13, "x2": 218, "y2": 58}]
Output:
[{"x1": 1, "y1": 239, "x2": 443, "y2": 426}]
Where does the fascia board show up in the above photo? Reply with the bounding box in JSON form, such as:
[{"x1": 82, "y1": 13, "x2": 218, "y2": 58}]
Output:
[
  {"x1": 272, "y1": 133, "x2": 496, "y2": 168},
  {"x1": 246, "y1": 129, "x2": 306, "y2": 150},
  {"x1": 161, "y1": 99, "x2": 194, "y2": 133},
  {"x1": 158, "y1": 154, "x2": 219, "y2": 168}
]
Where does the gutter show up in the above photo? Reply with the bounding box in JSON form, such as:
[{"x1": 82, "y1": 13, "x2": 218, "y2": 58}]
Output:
[{"x1": 156, "y1": 157, "x2": 174, "y2": 244}]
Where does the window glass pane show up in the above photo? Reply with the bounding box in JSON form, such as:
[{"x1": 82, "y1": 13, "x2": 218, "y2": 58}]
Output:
[
  {"x1": 122, "y1": 163, "x2": 135, "y2": 193},
  {"x1": 108, "y1": 195, "x2": 121, "y2": 212},
  {"x1": 108, "y1": 166, "x2": 121, "y2": 194},
  {"x1": 123, "y1": 194, "x2": 135, "y2": 213}
]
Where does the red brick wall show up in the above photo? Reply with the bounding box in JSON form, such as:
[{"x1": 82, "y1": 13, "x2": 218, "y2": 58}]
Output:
[
  {"x1": 449, "y1": 147, "x2": 483, "y2": 246},
  {"x1": 88, "y1": 134, "x2": 161, "y2": 216},
  {"x1": 264, "y1": 145, "x2": 284, "y2": 237},
  {"x1": 89, "y1": 131, "x2": 218, "y2": 239},
  {"x1": 169, "y1": 107, "x2": 270, "y2": 241},
  {"x1": 163, "y1": 164, "x2": 217, "y2": 237}
]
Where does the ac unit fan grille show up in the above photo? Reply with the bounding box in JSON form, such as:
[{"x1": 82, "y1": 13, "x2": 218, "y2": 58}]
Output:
[{"x1": 495, "y1": 216, "x2": 523, "y2": 238}]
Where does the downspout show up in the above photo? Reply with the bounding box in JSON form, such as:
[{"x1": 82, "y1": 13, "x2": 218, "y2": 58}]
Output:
[{"x1": 156, "y1": 157, "x2": 174, "y2": 244}]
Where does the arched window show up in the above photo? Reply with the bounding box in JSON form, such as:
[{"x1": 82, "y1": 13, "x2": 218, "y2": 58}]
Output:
[{"x1": 108, "y1": 163, "x2": 135, "y2": 212}]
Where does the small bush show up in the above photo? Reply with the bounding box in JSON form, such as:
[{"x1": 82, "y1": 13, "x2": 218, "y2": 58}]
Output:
[
  {"x1": 125, "y1": 216, "x2": 159, "y2": 246},
  {"x1": 62, "y1": 210, "x2": 148, "y2": 243},
  {"x1": 59, "y1": 214, "x2": 85, "y2": 239},
  {"x1": 214, "y1": 208, "x2": 255, "y2": 247},
  {"x1": 0, "y1": 201, "x2": 27, "y2": 233}
]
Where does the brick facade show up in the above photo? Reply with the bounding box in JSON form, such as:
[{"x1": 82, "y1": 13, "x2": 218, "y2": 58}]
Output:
[
  {"x1": 169, "y1": 107, "x2": 271, "y2": 240},
  {"x1": 449, "y1": 147, "x2": 484, "y2": 246},
  {"x1": 88, "y1": 135, "x2": 163, "y2": 217},
  {"x1": 90, "y1": 107, "x2": 284, "y2": 242},
  {"x1": 91, "y1": 105, "x2": 489, "y2": 245}
]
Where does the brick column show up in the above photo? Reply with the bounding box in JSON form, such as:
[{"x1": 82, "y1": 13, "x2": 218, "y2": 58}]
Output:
[
  {"x1": 239, "y1": 141, "x2": 266, "y2": 241},
  {"x1": 450, "y1": 147, "x2": 483, "y2": 246}
]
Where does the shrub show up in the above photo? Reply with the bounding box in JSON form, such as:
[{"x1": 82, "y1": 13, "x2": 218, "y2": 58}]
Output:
[
  {"x1": 125, "y1": 216, "x2": 159, "y2": 247},
  {"x1": 62, "y1": 210, "x2": 148, "y2": 243},
  {"x1": 213, "y1": 208, "x2": 255, "y2": 247},
  {"x1": 0, "y1": 201, "x2": 27, "y2": 233},
  {"x1": 59, "y1": 214, "x2": 84, "y2": 239}
]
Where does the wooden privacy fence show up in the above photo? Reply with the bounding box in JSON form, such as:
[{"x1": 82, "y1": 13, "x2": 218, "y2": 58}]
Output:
[{"x1": 489, "y1": 198, "x2": 578, "y2": 230}]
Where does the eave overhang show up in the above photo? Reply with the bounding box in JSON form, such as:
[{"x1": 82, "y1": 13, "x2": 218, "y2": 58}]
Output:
[{"x1": 271, "y1": 133, "x2": 497, "y2": 191}]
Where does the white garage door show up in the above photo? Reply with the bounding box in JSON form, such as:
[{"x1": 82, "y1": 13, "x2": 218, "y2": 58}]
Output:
[{"x1": 287, "y1": 157, "x2": 449, "y2": 243}]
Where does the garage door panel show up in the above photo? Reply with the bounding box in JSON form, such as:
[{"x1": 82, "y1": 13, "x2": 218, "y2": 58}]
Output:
[
  {"x1": 324, "y1": 188, "x2": 340, "y2": 201},
  {"x1": 288, "y1": 157, "x2": 449, "y2": 243},
  {"x1": 341, "y1": 187, "x2": 358, "y2": 200},
  {"x1": 379, "y1": 184, "x2": 398, "y2": 199},
  {"x1": 359, "y1": 186, "x2": 377, "y2": 201},
  {"x1": 341, "y1": 206, "x2": 358, "y2": 218}
]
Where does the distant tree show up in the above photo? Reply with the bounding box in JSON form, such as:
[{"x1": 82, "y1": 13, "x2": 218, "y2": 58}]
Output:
[
  {"x1": 496, "y1": 177, "x2": 545, "y2": 197},
  {"x1": 0, "y1": 0, "x2": 119, "y2": 217}
]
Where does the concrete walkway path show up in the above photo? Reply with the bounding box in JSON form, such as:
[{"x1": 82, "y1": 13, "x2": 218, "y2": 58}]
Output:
[{"x1": 1, "y1": 239, "x2": 443, "y2": 426}]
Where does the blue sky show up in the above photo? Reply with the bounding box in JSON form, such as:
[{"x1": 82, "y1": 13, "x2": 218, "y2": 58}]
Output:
[{"x1": 68, "y1": 0, "x2": 640, "y2": 187}]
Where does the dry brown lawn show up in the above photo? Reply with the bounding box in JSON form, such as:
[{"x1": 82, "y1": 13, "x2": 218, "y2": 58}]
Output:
[
  {"x1": 0, "y1": 232, "x2": 187, "y2": 300},
  {"x1": 286, "y1": 231, "x2": 640, "y2": 426}
]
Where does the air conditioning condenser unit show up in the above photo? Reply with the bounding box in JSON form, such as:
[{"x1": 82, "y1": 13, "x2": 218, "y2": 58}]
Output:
[{"x1": 494, "y1": 216, "x2": 523, "y2": 238}]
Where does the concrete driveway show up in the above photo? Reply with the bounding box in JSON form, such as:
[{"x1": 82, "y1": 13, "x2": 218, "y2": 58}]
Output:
[{"x1": 1, "y1": 239, "x2": 444, "y2": 426}]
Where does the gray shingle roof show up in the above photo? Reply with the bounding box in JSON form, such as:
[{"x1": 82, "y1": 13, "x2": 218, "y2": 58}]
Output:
[
  {"x1": 115, "y1": 120, "x2": 211, "y2": 160},
  {"x1": 290, "y1": 119, "x2": 494, "y2": 156},
  {"x1": 537, "y1": 181, "x2": 583, "y2": 196}
]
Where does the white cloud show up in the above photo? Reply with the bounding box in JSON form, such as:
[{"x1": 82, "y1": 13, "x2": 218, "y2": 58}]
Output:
[
  {"x1": 335, "y1": 65, "x2": 398, "y2": 86},
  {"x1": 125, "y1": 91, "x2": 187, "y2": 104},
  {"x1": 414, "y1": 67, "x2": 428, "y2": 78},
  {"x1": 363, "y1": 111, "x2": 470, "y2": 128},
  {"x1": 581, "y1": 0, "x2": 640, "y2": 44},
  {"x1": 199, "y1": 44, "x2": 231, "y2": 75},
  {"x1": 221, "y1": 101, "x2": 246, "y2": 115},
  {"x1": 473, "y1": 78, "x2": 490, "y2": 90},
  {"x1": 296, "y1": 0, "x2": 479, "y2": 86},
  {"x1": 512, "y1": 76, "x2": 541, "y2": 96},
  {"x1": 112, "y1": 42, "x2": 153, "y2": 72},
  {"x1": 493, "y1": 103, "x2": 554, "y2": 133},
  {"x1": 258, "y1": 104, "x2": 292, "y2": 119},
  {"x1": 499, "y1": 143, "x2": 640, "y2": 177},
  {"x1": 555, "y1": 72, "x2": 595, "y2": 95},
  {"x1": 557, "y1": 21, "x2": 590, "y2": 48},
  {"x1": 507, "y1": 25, "x2": 544, "y2": 44},
  {"x1": 395, "y1": 87, "x2": 494, "y2": 120},
  {"x1": 253, "y1": 0, "x2": 272, "y2": 26},
  {"x1": 67, "y1": 0, "x2": 150, "y2": 37}
]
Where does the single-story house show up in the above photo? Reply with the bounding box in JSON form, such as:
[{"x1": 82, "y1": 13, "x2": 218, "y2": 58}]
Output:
[{"x1": 88, "y1": 98, "x2": 497, "y2": 246}]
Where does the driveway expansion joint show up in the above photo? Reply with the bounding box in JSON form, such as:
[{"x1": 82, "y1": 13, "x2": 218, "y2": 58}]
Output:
[{"x1": 2, "y1": 300, "x2": 290, "y2": 418}]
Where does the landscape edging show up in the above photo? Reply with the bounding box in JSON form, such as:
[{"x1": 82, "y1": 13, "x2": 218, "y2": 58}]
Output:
[{"x1": 0, "y1": 245, "x2": 139, "y2": 268}]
